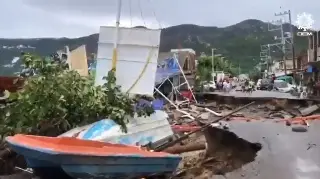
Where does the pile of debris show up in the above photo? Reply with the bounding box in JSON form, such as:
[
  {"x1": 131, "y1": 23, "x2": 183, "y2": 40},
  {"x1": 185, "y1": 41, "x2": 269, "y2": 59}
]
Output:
[
  {"x1": 156, "y1": 101, "x2": 261, "y2": 179},
  {"x1": 160, "y1": 98, "x2": 320, "y2": 178},
  {"x1": 2, "y1": 97, "x2": 320, "y2": 179}
]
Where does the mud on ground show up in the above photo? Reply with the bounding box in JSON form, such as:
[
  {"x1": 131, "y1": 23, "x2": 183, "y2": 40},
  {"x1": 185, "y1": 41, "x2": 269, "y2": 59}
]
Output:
[{"x1": 172, "y1": 127, "x2": 261, "y2": 179}]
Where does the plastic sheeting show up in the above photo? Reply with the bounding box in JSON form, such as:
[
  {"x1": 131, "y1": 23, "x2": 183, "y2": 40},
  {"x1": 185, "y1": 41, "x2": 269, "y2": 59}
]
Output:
[
  {"x1": 155, "y1": 57, "x2": 181, "y2": 85},
  {"x1": 152, "y1": 99, "x2": 164, "y2": 110},
  {"x1": 60, "y1": 110, "x2": 173, "y2": 146}
]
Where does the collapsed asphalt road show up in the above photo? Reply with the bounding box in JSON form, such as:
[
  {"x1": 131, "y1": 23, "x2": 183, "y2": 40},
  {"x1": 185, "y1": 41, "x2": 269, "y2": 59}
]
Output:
[
  {"x1": 170, "y1": 124, "x2": 262, "y2": 179},
  {"x1": 218, "y1": 120, "x2": 320, "y2": 179}
]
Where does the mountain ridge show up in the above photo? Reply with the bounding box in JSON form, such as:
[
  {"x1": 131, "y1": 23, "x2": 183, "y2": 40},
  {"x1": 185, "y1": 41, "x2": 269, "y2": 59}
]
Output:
[{"x1": 0, "y1": 19, "x2": 308, "y2": 75}]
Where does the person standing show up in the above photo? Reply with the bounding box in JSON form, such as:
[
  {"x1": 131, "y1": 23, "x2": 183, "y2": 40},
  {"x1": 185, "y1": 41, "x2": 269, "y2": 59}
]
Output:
[
  {"x1": 226, "y1": 80, "x2": 232, "y2": 93},
  {"x1": 307, "y1": 78, "x2": 315, "y2": 95},
  {"x1": 268, "y1": 74, "x2": 276, "y2": 91},
  {"x1": 271, "y1": 74, "x2": 276, "y2": 83},
  {"x1": 222, "y1": 80, "x2": 227, "y2": 92}
]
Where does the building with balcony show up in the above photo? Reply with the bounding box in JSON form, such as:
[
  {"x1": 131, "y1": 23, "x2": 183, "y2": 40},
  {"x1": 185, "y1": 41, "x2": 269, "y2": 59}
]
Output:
[
  {"x1": 306, "y1": 31, "x2": 320, "y2": 71},
  {"x1": 306, "y1": 31, "x2": 320, "y2": 96}
]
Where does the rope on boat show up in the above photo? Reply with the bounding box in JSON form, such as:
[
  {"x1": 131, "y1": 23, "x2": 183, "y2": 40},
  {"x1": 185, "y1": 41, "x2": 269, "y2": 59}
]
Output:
[{"x1": 15, "y1": 167, "x2": 33, "y2": 174}]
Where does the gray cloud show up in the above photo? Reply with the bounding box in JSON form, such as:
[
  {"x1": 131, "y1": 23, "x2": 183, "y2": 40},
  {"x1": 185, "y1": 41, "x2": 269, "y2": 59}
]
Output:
[{"x1": 0, "y1": 0, "x2": 319, "y2": 38}]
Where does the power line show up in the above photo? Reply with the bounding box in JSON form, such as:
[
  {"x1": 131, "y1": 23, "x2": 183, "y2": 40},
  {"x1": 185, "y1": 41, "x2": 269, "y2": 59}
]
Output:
[
  {"x1": 275, "y1": 10, "x2": 295, "y2": 72},
  {"x1": 147, "y1": 0, "x2": 162, "y2": 29},
  {"x1": 138, "y1": 0, "x2": 146, "y2": 27},
  {"x1": 260, "y1": 9, "x2": 295, "y2": 75}
]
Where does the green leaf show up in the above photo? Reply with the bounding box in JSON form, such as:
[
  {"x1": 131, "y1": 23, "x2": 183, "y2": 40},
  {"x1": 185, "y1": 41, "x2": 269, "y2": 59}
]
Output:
[{"x1": 0, "y1": 53, "x2": 155, "y2": 139}]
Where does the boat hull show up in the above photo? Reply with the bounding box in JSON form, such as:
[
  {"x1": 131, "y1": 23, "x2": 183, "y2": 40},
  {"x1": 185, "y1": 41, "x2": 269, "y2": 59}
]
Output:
[
  {"x1": 60, "y1": 110, "x2": 174, "y2": 148},
  {"x1": 62, "y1": 165, "x2": 174, "y2": 179},
  {"x1": 7, "y1": 137, "x2": 181, "y2": 179},
  {"x1": 24, "y1": 157, "x2": 174, "y2": 179}
]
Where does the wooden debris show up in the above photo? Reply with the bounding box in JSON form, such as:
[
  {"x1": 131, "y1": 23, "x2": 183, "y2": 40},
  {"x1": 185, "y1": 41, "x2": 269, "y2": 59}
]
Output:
[{"x1": 163, "y1": 143, "x2": 206, "y2": 154}]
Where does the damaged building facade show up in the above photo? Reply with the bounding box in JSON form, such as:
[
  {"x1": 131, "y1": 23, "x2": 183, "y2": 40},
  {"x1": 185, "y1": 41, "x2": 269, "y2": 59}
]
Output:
[
  {"x1": 156, "y1": 49, "x2": 196, "y2": 96},
  {"x1": 305, "y1": 31, "x2": 320, "y2": 95}
]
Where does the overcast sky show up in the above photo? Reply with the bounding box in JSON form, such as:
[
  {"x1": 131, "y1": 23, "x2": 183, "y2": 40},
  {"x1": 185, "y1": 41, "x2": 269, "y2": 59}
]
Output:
[{"x1": 0, "y1": 0, "x2": 318, "y2": 38}]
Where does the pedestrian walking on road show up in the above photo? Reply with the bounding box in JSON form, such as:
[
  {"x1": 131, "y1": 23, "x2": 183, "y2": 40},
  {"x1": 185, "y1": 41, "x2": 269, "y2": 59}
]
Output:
[{"x1": 225, "y1": 80, "x2": 232, "y2": 93}]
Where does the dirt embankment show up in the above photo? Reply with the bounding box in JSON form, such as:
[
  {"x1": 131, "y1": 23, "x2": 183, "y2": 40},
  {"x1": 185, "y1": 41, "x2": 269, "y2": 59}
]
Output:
[{"x1": 172, "y1": 126, "x2": 261, "y2": 179}]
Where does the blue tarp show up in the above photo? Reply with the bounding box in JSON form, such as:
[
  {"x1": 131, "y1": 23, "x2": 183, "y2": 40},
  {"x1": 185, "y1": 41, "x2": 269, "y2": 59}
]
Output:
[
  {"x1": 152, "y1": 99, "x2": 165, "y2": 110},
  {"x1": 155, "y1": 58, "x2": 181, "y2": 85},
  {"x1": 307, "y1": 65, "x2": 318, "y2": 73},
  {"x1": 91, "y1": 57, "x2": 181, "y2": 85}
]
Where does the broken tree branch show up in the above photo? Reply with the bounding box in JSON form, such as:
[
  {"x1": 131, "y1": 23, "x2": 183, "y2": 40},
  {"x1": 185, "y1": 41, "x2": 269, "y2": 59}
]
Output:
[{"x1": 163, "y1": 142, "x2": 206, "y2": 154}]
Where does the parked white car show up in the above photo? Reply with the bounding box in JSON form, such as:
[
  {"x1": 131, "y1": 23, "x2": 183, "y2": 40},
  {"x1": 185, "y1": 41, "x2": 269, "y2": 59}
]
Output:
[
  {"x1": 203, "y1": 81, "x2": 217, "y2": 92},
  {"x1": 274, "y1": 80, "x2": 296, "y2": 93}
]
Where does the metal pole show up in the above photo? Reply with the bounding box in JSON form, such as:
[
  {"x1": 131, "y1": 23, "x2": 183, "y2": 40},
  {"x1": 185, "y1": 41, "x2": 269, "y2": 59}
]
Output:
[
  {"x1": 167, "y1": 78, "x2": 182, "y2": 95},
  {"x1": 154, "y1": 88, "x2": 194, "y2": 120},
  {"x1": 65, "y1": 46, "x2": 70, "y2": 69},
  {"x1": 266, "y1": 58, "x2": 269, "y2": 73},
  {"x1": 112, "y1": 0, "x2": 122, "y2": 71},
  {"x1": 288, "y1": 10, "x2": 296, "y2": 71},
  {"x1": 173, "y1": 53, "x2": 198, "y2": 103},
  {"x1": 267, "y1": 44, "x2": 271, "y2": 73},
  {"x1": 221, "y1": 57, "x2": 225, "y2": 72},
  {"x1": 153, "y1": 77, "x2": 169, "y2": 94},
  {"x1": 211, "y1": 48, "x2": 215, "y2": 80},
  {"x1": 280, "y1": 19, "x2": 287, "y2": 74}
]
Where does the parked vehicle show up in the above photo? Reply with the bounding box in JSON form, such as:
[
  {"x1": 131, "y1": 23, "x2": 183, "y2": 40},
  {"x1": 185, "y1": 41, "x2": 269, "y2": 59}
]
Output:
[
  {"x1": 203, "y1": 81, "x2": 217, "y2": 92},
  {"x1": 258, "y1": 79, "x2": 271, "y2": 90},
  {"x1": 276, "y1": 75, "x2": 295, "y2": 85},
  {"x1": 273, "y1": 80, "x2": 296, "y2": 93}
]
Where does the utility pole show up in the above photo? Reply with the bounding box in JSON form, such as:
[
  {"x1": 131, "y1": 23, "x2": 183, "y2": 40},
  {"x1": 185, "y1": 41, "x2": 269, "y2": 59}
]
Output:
[
  {"x1": 220, "y1": 57, "x2": 225, "y2": 72},
  {"x1": 211, "y1": 48, "x2": 215, "y2": 81},
  {"x1": 264, "y1": 9, "x2": 294, "y2": 75},
  {"x1": 288, "y1": 10, "x2": 296, "y2": 70},
  {"x1": 279, "y1": 17, "x2": 287, "y2": 74},
  {"x1": 260, "y1": 44, "x2": 271, "y2": 75},
  {"x1": 211, "y1": 48, "x2": 215, "y2": 82}
]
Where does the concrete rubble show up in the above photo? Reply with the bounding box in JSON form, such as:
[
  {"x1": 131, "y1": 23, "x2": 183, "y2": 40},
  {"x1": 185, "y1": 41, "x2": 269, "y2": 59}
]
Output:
[
  {"x1": 2, "y1": 98, "x2": 320, "y2": 179},
  {"x1": 162, "y1": 99, "x2": 320, "y2": 179},
  {"x1": 299, "y1": 104, "x2": 320, "y2": 116}
]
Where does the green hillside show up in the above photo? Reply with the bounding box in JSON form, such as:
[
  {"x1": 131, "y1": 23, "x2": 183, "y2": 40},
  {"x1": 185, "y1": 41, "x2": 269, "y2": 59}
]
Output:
[{"x1": 0, "y1": 19, "x2": 308, "y2": 75}]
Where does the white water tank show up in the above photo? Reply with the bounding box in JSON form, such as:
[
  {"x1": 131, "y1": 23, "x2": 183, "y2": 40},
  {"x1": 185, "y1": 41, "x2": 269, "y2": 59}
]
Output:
[{"x1": 95, "y1": 26, "x2": 161, "y2": 95}]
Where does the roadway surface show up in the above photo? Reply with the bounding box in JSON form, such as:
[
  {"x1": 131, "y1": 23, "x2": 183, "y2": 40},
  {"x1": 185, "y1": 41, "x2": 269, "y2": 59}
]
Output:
[
  {"x1": 208, "y1": 90, "x2": 301, "y2": 100},
  {"x1": 214, "y1": 120, "x2": 320, "y2": 179}
]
